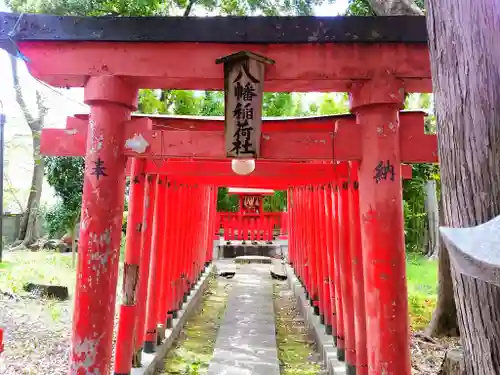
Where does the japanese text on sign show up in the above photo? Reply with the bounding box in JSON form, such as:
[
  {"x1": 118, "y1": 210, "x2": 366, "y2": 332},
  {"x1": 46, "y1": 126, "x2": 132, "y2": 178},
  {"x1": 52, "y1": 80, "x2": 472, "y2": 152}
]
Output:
[
  {"x1": 373, "y1": 160, "x2": 395, "y2": 183},
  {"x1": 230, "y1": 69, "x2": 258, "y2": 156},
  {"x1": 217, "y1": 52, "x2": 273, "y2": 159}
]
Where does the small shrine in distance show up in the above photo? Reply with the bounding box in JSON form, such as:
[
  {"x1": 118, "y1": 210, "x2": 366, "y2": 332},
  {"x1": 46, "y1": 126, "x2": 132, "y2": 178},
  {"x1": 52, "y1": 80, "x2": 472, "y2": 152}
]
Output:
[{"x1": 218, "y1": 187, "x2": 284, "y2": 258}]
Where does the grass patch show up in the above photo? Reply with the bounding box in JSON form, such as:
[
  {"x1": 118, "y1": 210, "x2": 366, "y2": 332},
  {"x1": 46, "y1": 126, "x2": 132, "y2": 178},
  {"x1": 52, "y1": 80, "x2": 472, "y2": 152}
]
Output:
[
  {"x1": 0, "y1": 251, "x2": 75, "y2": 295},
  {"x1": 274, "y1": 282, "x2": 322, "y2": 375},
  {"x1": 160, "y1": 274, "x2": 231, "y2": 375},
  {"x1": 406, "y1": 255, "x2": 438, "y2": 330},
  {"x1": 0, "y1": 260, "x2": 13, "y2": 270}
]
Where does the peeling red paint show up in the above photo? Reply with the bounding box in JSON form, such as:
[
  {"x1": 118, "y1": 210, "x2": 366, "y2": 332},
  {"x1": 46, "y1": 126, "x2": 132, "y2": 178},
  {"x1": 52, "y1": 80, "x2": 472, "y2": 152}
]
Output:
[
  {"x1": 351, "y1": 78, "x2": 411, "y2": 374},
  {"x1": 69, "y1": 76, "x2": 136, "y2": 375}
]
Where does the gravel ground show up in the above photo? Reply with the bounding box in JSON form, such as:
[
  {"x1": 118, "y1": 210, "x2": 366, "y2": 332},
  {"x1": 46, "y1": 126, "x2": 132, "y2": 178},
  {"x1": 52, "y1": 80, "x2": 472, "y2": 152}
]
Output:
[
  {"x1": 0, "y1": 293, "x2": 123, "y2": 375},
  {"x1": 0, "y1": 251, "x2": 461, "y2": 375},
  {"x1": 411, "y1": 332, "x2": 461, "y2": 374},
  {"x1": 0, "y1": 294, "x2": 72, "y2": 375}
]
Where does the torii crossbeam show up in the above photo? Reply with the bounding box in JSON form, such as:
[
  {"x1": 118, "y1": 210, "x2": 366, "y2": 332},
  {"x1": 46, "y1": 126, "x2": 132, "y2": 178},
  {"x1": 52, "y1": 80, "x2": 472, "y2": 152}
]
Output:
[{"x1": 41, "y1": 112, "x2": 436, "y2": 163}]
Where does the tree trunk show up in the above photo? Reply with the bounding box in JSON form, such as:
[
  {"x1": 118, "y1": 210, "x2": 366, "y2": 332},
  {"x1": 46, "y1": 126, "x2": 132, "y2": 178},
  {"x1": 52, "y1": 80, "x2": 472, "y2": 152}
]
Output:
[
  {"x1": 425, "y1": 240, "x2": 458, "y2": 336},
  {"x1": 70, "y1": 216, "x2": 79, "y2": 268},
  {"x1": 426, "y1": 0, "x2": 500, "y2": 371},
  {"x1": 424, "y1": 180, "x2": 439, "y2": 258},
  {"x1": 426, "y1": 188, "x2": 458, "y2": 337},
  {"x1": 16, "y1": 130, "x2": 44, "y2": 247},
  {"x1": 9, "y1": 56, "x2": 47, "y2": 249}
]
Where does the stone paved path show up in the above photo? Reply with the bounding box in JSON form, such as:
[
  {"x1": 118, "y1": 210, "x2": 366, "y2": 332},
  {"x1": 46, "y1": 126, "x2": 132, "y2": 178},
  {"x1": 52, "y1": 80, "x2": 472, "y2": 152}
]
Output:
[{"x1": 207, "y1": 263, "x2": 280, "y2": 375}]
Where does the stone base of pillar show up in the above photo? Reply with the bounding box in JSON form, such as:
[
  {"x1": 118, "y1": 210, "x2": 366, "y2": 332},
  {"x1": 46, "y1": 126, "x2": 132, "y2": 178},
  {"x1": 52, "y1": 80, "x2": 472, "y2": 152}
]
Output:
[
  {"x1": 157, "y1": 325, "x2": 165, "y2": 345},
  {"x1": 132, "y1": 350, "x2": 142, "y2": 368},
  {"x1": 337, "y1": 348, "x2": 345, "y2": 361},
  {"x1": 347, "y1": 363, "x2": 356, "y2": 375},
  {"x1": 325, "y1": 324, "x2": 332, "y2": 335},
  {"x1": 143, "y1": 340, "x2": 156, "y2": 354},
  {"x1": 319, "y1": 315, "x2": 324, "y2": 324}
]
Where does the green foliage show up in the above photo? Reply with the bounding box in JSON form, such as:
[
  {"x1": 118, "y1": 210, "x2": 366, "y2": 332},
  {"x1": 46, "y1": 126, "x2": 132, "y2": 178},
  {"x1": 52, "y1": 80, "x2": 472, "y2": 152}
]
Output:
[
  {"x1": 317, "y1": 93, "x2": 349, "y2": 115},
  {"x1": 345, "y1": 0, "x2": 375, "y2": 15},
  {"x1": 44, "y1": 156, "x2": 84, "y2": 237},
  {"x1": 274, "y1": 282, "x2": 322, "y2": 374},
  {"x1": 262, "y1": 93, "x2": 295, "y2": 116},
  {"x1": 8, "y1": 0, "x2": 330, "y2": 17},
  {"x1": 403, "y1": 163, "x2": 440, "y2": 253},
  {"x1": 406, "y1": 254, "x2": 438, "y2": 329},
  {"x1": 46, "y1": 201, "x2": 75, "y2": 237},
  {"x1": 162, "y1": 276, "x2": 229, "y2": 375},
  {"x1": 401, "y1": 94, "x2": 439, "y2": 254},
  {"x1": 345, "y1": 0, "x2": 424, "y2": 15},
  {"x1": 0, "y1": 251, "x2": 75, "y2": 295},
  {"x1": 217, "y1": 187, "x2": 239, "y2": 212},
  {"x1": 263, "y1": 190, "x2": 287, "y2": 212}
]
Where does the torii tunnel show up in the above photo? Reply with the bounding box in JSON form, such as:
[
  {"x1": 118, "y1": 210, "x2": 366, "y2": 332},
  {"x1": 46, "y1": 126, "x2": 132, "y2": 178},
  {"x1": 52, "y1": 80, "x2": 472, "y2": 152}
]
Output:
[{"x1": 0, "y1": 12, "x2": 438, "y2": 375}]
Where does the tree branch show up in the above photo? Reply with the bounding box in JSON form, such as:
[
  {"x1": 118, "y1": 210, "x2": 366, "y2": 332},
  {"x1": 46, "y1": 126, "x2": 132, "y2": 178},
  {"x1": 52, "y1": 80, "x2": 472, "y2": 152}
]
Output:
[
  {"x1": 3, "y1": 171, "x2": 25, "y2": 213},
  {"x1": 35, "y1": 90, "x2": 48, "y2": 125},
  {"x1": 9, "y1": 55, "x2": 35, "y2": 126},
  {"x1": 183, "y1": 0, "x2": 197, "y2": 16},
  {"x1": 367, "y1": 0, "x2": 423, "y2": 15}
]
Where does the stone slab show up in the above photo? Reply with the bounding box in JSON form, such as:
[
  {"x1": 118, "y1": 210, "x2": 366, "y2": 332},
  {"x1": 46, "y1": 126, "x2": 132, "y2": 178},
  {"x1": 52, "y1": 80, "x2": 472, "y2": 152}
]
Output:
[
  {"x1": 207, "y1": 264, "x2": 280, "y2": 375},
  {"x1": 234, "y1": 255, "x2": 273, "y2": 264}
]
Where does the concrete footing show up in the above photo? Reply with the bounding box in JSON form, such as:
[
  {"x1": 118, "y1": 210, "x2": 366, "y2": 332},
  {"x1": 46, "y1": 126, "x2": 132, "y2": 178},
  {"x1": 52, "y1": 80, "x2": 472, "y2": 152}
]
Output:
[
  {"x1": 131, "y1": 264, "x2": 215, "y2": 375},
  {"x1": 285, "y1": 265, "x2": 346, "y2": 375}
]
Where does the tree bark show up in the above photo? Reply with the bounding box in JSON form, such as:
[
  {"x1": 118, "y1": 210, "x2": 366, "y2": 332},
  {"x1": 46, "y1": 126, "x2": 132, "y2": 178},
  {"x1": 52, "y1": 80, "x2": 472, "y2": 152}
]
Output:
[
  {"x1": 426, "y1": 187, "x2": 458, "y2": 337},
  {"x1": 424, "y1": 180, "x2": 439, "y2": 258},
  {"x1": 183, "y1": 0, "x2": 197, "y2": 16},
  {"x1": 425, "y1": 0, "x2": 500, "y2": 372},
  {"x1": 367, "y1": 0, "x2": 423, "y2": 15},
  {"x1": 9, "y1": 56, "x2": 47, "y2": 248}
]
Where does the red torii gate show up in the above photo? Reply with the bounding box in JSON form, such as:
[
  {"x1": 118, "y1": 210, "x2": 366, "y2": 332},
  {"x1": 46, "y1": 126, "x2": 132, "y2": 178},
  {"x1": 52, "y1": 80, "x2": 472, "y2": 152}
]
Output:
[{"x1": 0, "y1": 12, "x2": 438, "y2": 375}]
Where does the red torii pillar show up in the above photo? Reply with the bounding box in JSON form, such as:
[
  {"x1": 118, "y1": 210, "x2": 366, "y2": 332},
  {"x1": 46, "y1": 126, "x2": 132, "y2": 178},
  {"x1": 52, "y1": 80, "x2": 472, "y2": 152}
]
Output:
[
  {"x1": 133, "y1": 174, "x2": 157, "y2": 367},
  {"x1": 143, "y1": 176, "x2": 167, "y2": 353},
  {"x1": 350, "y1": 76, "x2": 411, "y2": 374},
  {"x1": 349, "y1": 161, "x2": 368, "y2": 375},
  {"x1": 114, "y1": 158, "x2": 146, "y2": 374},
  {"x1": 70, "y1": 76, "x2": 137, "y2": 375}
]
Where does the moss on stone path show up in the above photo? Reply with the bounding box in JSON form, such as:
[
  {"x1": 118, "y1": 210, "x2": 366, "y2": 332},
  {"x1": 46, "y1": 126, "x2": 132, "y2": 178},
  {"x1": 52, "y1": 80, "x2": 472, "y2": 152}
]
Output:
[
  {"x1": 273, "y1": 282, "x2": 325, "y2": 375},
  {"x1": 159, "y1": 274, "x2": 232, "y2": 375}
]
